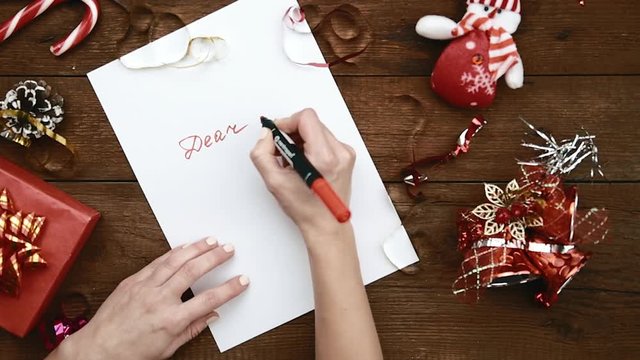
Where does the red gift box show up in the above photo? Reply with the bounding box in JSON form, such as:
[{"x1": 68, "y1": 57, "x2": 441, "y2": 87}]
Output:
[{"x1": 0, "y1": 156, "x2": 100, "y2": 337}]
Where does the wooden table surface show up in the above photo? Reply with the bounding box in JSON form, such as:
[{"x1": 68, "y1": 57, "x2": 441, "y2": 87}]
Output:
[{"x1": 1, "y1": 0, "x2": 639, "y2": 359}]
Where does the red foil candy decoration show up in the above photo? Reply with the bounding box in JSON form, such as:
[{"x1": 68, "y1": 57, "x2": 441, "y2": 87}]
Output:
[
  {"x1": 453, "y1": 166, "x2": 609, "y2": 307},
  {"x1": 0, "y1": 188, "x2": 47, "y2": 296}
]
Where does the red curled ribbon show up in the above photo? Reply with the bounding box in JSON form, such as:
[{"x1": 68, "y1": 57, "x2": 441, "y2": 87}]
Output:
[
  {"x1": 453, "y1": 166, "x2": 609, "y2": 307},
  {"x1": 403, "y1": 115, "x2": 487, "y2": 199},
  {"x1": 0, "y1": 188, "x2": 47, "y2": 296},
  {"x1": 283, "y1": 5, "x2": 370, "y2": 68}
]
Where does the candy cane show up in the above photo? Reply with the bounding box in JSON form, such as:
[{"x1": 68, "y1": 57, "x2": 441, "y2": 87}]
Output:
[{"x1": 0, "y1": 0, "x2": 100, "y2": 56}]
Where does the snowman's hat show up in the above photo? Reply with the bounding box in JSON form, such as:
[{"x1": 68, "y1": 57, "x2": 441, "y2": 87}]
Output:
[{"x1": 467, "y1": 0, "x2": 521, "y2": 14}]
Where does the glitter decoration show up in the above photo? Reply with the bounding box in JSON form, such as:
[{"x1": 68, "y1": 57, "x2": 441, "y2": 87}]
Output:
[{"x1": 518, "y1": 118, "x2": 604, "y2": 178}]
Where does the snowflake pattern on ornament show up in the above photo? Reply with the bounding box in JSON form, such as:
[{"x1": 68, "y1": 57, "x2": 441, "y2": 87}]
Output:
[{"x1": 461, "y1": 64, "x2": 495, "y2": 96}]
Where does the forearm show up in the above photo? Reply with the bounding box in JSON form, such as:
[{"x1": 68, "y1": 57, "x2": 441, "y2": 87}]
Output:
[{"x1": 305, "y1": 225, "x2": 383, "y2": 360}]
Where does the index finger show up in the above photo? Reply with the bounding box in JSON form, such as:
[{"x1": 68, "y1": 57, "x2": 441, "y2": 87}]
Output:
[
  {"x1": 179, "y1": 275, "x2": 249, "y2": 322},
  {"x1": 276, "y1": 108, "x2": 332, "y2": 142}
]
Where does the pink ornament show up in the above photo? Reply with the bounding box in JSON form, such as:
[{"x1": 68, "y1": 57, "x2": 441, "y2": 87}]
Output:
[
  {"x1": 0, "y1": 0, "x2": 100, "y2": 56},
  {"x1": 38, "y1": 293, "x2": 90, "y2": 351}
]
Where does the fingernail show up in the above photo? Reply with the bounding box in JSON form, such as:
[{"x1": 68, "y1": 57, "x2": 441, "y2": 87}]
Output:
[
  {"x1": 206, "y1": 314, "x2": 219, "y2": 324},
  {"x1": 223, "y1": 244, "x2": 235, "y2": 253},
  {"x1": 206, "y1": 237, "x2": 218, "y2": 246},
  {"x1": 239, "y1": 275, "x2": 250, "y2": 286},
  {"x1": 259, "y1": 128, "x2": 270, "y2": 140},
  {"x1": 182, "y1": 243, "x2": 191, "y2": 249}
]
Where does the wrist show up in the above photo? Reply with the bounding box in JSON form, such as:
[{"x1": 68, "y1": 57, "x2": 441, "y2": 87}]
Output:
[
  {"x1": 47, "y1": 332, "x2": 82, "y2": 360},
  {"x1": 302, "y1": 222, "x2": 355, "y2": 252},
  {"x1": 48, "y1": 326, "x2": 106, "y2": 360}
]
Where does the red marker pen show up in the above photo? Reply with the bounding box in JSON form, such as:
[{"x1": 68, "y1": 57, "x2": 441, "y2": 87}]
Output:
[{"x1": 261, "y1": 116, "x2": 351, "y2": 223}]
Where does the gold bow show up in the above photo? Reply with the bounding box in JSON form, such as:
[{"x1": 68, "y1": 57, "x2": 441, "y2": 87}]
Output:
[{"x1": 0, "y1": 188, "x2": 47, "y2": 296}]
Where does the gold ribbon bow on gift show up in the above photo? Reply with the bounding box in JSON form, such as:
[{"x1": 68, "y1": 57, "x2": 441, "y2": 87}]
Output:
[{"x1": 0, "y1": 189, "x2": 47, "y2": 296}]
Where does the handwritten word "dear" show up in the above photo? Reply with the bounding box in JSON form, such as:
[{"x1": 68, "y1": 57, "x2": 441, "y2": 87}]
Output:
[{"x1": 179, "y1": 124, "x2": 249, "y2": 159}]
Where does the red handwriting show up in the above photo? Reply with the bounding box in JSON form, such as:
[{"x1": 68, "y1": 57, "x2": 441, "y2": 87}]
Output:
[{"x1": 179, "y1": 124, "x2": 249, "y2": 160}]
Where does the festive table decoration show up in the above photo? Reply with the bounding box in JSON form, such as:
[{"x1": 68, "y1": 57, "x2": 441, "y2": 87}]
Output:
[
  {"x1": 0, "y1": 189, "x2": 47, "y2": 297},
  {"x1": 38, "y1": 293, "x2": 90, "y2": 351},
  {"x1": 283, "y1": 5, "x2": 370, "y2": 68},
  {"x1": 0, "y1": 80, "x2": 76, "y2": 173},
  {"x1": 111, "y1": 0, "x2": 227, "y2": 70},
  {"x1": 1, "y1": 80, "x2": 65, "y2": 147},
  {"x1": 0, "y1": 156, "x2": 99, "y2": 337},
  {"x1": 518, "y1": 119, "x2": 604, "y2": 178},
  {"x1": 0, "y1": 0, "x2": 100, "y2": 56},
  {"x1": 119, "y1": 36, "x2": 228, "y2": 69},
  {"x1": 416, "y1": 0, "x2": 524, "y2": 108},
  {"x1": 452, "y1": 123, "x2": 609, "y2": 307},
  {"x1": 403, "y1": 115, "x2": 487, "y2": 199}
]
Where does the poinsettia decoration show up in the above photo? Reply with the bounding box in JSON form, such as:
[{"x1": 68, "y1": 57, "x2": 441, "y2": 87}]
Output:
[{"x1": 471, "y1": 180, "x2": 544, "y2": 242}]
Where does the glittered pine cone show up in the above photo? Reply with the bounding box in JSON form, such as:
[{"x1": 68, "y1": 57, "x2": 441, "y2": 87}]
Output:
[{"x1": 0, "y1": 80, "x2": 64, "y2": 142}]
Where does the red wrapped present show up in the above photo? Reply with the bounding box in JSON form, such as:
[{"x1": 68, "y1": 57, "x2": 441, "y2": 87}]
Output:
[{"x1": 0, "y1": 156, "x2": 100, "y2": 337}]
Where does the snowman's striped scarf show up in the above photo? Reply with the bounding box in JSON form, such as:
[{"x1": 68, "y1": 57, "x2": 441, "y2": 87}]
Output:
[{"x1": 452, "y1": 12, "x2": 520, "y2": 81}]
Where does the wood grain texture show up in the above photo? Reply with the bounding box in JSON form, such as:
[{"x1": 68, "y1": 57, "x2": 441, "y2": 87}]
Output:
[
  {"x1": 0, "y1": 183, "x2": 637, "y2": 359},
  {"x1": 0, "y1": 0, "x2": 638, "y2": 358},
  {"x1": 0, "y1": 76, "x2": 638, "y2": 182},
  {"x1": 0, "y1": 0, "x2": 638, "y2": 76}
]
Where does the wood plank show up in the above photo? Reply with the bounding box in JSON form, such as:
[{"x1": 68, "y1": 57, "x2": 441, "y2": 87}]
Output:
[
  {"x1": 2, "y1": 287, "x2": 638, "y2": 359},
  {"x1": 0, "y1": 0, "x2": 638, "y2": 76},
  {"x1": 1, "y1": 76, "x2": 638, "y2": 182},
  {"x1": 0, "y1": 182, "x2": 637, "y2": 359}
]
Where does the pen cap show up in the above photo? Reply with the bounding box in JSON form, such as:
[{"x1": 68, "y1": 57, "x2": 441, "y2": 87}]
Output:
[{"x1": 310, "y1": 178, "x2": 351, "y2": 223}]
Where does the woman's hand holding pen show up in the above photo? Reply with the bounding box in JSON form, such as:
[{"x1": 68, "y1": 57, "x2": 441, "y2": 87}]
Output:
[
  {"x1": 251, "y1": 109, "x2": 383, "y2": 360},
  {"x1": 251, "y1": 108, "x2": 356, "y2": 244}
]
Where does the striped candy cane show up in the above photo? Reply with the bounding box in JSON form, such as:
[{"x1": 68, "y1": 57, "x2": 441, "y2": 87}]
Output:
[{"x1": 0, "y1": 0, "x2": 100, "y2": 56}]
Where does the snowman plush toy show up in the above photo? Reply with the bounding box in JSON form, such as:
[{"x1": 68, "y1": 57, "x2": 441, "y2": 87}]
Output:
[{"x1": 416, "y1": 0, "x2": 524, "y2": 108}]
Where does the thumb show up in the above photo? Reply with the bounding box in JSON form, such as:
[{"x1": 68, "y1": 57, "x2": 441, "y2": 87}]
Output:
[
  {"x1": 250, "y1": 128, "x2": 280, "y2": 176},
  {"x1": 250, "y1": 128, "x2": 302, "y2": 197},
  {"x1": 168, "y1": 311, "x2": 219, "y2": 356}
]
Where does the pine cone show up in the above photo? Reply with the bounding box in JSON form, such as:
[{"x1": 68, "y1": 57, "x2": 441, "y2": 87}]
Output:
[{"x1": 0, "y1": 80, "x2": 64, "y2": 144}]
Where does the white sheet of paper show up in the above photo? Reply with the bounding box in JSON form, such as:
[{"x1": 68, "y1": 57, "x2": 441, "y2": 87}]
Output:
[{"x1": 88, "y1": 0, "x2": 419, "y2": 352}]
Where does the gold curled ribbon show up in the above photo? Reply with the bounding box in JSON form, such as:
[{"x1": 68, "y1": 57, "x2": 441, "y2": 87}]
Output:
[
  {"x1": 0, "y1": 109, "x2": 77, "y2": 174},
  {"x1": 0, "y1": 188, "x2": 47, "y2": 297},
  {"x1": 1, "y1": 109, "x2": 72, "y2": 150}
]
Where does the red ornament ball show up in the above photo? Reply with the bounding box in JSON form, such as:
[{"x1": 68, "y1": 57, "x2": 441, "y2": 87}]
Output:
[
  {"x1": 511, "y1": 202, "x2": 527, "y2": 218},
  {"x1": 495, "y1": 208, "x2": 512, "y2": 224}
]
